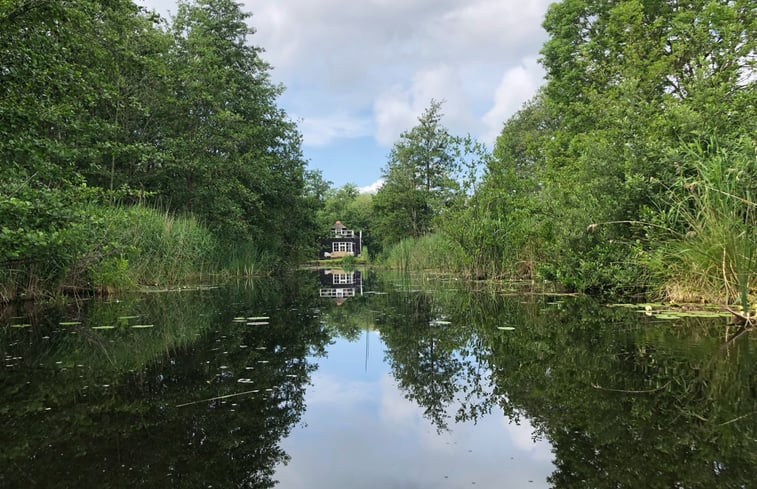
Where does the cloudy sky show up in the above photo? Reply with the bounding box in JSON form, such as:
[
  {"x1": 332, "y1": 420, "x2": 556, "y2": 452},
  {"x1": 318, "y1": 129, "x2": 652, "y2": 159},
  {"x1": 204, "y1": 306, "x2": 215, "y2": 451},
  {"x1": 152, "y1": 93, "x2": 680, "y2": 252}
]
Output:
[{"x1": 136, "y1": 0, "x2": 552, "y2": 192}]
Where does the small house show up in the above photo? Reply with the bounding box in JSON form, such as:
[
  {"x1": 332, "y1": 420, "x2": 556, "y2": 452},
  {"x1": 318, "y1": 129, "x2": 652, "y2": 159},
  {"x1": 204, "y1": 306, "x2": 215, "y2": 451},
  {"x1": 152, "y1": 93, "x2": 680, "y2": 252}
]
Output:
[
  {"x1": 319, "y1": 221, "x2": 362, "y2": 259},
  {"x1": 318, "y1": 269, "x2": 363, "y2": 302}
]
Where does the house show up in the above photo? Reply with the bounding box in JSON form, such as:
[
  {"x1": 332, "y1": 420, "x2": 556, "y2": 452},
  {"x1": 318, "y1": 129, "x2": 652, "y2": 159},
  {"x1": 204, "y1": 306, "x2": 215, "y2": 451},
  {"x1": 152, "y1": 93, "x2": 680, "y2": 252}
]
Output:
[
  {"x1": 318, "y1": 269, "x2": 363, "y2": 303},
  {"x1": 319, "y1": 221, "x2": 362, "y2": 259}
]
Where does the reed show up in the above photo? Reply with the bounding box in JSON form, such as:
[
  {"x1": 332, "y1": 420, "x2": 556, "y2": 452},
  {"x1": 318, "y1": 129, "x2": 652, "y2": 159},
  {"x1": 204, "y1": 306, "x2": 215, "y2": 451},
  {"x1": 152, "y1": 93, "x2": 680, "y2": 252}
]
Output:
[
  {"x1": 383, "y1": 234, "x2": 467, "y2": 273},
  {"x1": 657, "y1": 140, "x2": 755, "y2": 321},
  {"x1": 89, "y1": 205, "x2": 218, "y2": 290}
]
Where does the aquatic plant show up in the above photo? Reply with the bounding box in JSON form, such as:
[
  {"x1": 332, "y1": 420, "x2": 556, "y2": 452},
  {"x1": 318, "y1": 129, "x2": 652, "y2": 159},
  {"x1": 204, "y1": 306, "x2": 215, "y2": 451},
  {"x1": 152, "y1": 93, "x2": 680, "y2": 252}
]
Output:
[{"x1": 653, "y1": 139, "x2": 756, "y2": 323}]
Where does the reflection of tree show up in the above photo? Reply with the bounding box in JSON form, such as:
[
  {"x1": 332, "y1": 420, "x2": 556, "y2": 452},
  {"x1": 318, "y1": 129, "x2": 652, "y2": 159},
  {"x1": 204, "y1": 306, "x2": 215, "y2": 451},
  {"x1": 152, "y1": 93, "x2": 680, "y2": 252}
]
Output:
[
  {"x1": 359, "y1": 274, "x2": 755, "y2": 487},
  {"x1": 0, "y1": 277, "x2": 329, "y2": 488},
  {"x1": 376, "y1": 290, "x2": 473, "y2": 431},
  {"x1": 471, "y1": 296, "x2": 756, "y2": 488}
]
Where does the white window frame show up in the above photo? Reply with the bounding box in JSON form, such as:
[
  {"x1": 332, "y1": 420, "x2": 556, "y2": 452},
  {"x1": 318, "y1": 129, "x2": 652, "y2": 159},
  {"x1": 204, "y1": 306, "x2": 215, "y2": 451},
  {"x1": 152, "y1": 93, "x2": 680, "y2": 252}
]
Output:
[
  {"x1": 332, "y1": 241, "x2": 354, "y2": 253},
  {"x1": 332, "y1": 273, "x2": 354, "y2": 284}
]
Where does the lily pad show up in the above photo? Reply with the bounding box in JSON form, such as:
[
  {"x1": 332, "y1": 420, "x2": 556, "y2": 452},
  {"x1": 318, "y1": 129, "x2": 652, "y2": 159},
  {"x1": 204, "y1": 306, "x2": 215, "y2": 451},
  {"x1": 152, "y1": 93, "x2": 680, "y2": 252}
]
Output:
[{"x1": 651, "y1": 314, "x2": 681, "y2": 320}]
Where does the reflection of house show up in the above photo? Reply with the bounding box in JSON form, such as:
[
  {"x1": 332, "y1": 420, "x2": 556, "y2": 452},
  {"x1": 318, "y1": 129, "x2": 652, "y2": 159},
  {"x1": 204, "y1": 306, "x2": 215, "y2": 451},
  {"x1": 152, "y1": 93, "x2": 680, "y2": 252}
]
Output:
[
  {"x1": 319, "y1": 221, "x2": 362, "y2": 259},
  {"x1": 319, "y1": 269, "x2": 363, "y2": 302}
]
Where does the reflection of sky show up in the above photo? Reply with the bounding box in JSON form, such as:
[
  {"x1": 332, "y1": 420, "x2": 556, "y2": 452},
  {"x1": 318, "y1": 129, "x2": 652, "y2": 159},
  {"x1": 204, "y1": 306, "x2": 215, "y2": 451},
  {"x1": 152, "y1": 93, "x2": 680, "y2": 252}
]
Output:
[{"x1": 275, "y1": 331, "x2": 554, "y2": 488}]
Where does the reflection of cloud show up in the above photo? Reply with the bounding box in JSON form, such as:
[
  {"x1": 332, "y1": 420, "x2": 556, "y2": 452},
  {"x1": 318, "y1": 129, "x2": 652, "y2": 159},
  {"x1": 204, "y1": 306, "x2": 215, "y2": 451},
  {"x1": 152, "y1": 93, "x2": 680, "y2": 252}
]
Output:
[
  {"x1": 379, "y1": 374, "x2": 422, "y2": 426},
  {"x1": 503, "y1": 417, "x2": 554, "y2": 462},
  {"x1": 275, "y1": 337, "x2": 555, "y2": 489},
  {"x1": 307, "y1": 372, "x2": 373, "y2": 405}
]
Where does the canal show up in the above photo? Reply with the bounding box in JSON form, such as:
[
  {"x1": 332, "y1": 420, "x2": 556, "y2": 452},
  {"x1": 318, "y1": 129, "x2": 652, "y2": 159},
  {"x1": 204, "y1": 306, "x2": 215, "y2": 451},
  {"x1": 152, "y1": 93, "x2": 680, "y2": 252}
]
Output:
[{"x1": 1, "y1": 270, "x2": 754, "y2": 488}]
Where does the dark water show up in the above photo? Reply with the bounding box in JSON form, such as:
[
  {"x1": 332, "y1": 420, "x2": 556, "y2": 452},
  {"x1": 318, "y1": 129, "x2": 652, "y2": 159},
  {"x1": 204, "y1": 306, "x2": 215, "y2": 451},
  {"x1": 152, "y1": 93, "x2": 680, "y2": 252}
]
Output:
[{"x1": 1, "y1": 271, "x2": 754, "y2": 488}]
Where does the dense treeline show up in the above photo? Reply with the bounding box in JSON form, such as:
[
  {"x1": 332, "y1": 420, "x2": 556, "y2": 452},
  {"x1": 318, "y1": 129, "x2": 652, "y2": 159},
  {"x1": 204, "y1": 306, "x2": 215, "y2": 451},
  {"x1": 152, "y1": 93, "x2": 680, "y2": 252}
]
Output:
[
  {"x1": 0, "y1": 0, "x2": 318, "y2": 299},
  {"x1": 367, "y1": 0, "x2": 755, "y2": 308}
]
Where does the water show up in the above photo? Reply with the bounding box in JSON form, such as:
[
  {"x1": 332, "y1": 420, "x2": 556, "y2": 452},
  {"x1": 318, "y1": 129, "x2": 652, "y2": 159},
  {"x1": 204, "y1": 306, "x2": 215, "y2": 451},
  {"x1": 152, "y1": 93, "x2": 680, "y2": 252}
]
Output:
[{"x1": 1, "y1": 271, "x2": 754, "y2": 488}]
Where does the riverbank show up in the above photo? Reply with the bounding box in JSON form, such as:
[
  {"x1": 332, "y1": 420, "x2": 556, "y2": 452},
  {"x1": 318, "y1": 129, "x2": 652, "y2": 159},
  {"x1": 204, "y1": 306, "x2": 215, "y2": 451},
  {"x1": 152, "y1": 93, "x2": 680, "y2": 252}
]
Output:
[
  {"x1": 0, "y1": 204, "x2": 277, "y2": 303},
  {"x1": 378, "y1": 233, "x2": 756, "y2": 326}
]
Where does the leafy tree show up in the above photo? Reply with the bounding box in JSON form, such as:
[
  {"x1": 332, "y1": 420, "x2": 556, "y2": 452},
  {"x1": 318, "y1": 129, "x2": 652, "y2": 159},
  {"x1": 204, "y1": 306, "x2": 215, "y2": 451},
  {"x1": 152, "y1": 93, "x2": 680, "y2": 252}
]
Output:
[
  {"x1": 373, "y1": 101, "x2": 482, "y2": 251},
  {"x1": 161, "y1": 0, "x2": 309, "y2": 252}
]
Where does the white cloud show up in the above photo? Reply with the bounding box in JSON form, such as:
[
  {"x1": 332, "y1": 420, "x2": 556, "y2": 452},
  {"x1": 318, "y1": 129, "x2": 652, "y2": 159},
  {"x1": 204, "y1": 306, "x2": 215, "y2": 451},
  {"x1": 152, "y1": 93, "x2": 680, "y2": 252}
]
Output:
[
  {"x1": 136, "y1": 0, "x2": 553, "y2": 183},
  {"x1": 298, "y1": 112, "x2": 371, "y2": 147},
  {"x1": 373, "y1": 64, "x2": 478, "y2": 146},
  {"x1": 359, "y1": 179, "x2": 384, "y2": 194},
  {"x1": 482, "y1": 58, "x2": 544, "y2": 145}
]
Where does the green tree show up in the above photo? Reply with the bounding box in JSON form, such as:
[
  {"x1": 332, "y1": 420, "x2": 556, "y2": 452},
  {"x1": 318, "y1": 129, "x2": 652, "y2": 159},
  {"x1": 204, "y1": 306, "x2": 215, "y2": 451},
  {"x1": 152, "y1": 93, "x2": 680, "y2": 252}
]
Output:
[
  {"x1": 162, "y1": 0, "x2": 309, "y2": 254},
  {"x1": 373, "y1": 101, "x2": 481, "y2": 251}
]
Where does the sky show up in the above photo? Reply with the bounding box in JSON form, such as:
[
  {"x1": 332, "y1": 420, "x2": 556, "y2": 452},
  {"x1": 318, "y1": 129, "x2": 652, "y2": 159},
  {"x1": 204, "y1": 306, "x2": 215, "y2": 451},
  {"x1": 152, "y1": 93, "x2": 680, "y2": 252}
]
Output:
[
  {"x1": 275, "y1": 331, "x2": 554, "y2": 488},
  {"x1": 136, "y1": 0, "x2": 552, "y2": 192}
]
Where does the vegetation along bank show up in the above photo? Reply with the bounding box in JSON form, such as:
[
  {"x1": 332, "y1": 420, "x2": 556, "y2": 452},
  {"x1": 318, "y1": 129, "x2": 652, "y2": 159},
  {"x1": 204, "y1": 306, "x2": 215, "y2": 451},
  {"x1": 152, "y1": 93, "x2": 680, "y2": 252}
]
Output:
[{"x1": 1, "y1": 0, "x2": 755, "y2": 323}]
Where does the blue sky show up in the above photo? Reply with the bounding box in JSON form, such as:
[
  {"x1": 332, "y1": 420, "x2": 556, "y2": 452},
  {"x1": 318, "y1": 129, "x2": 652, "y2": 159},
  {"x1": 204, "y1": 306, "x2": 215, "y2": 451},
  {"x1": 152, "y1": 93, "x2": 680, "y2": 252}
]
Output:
[
  {"x1": 137, "y1": 0, "x2": 552, "y2": 192},
  {"x1": 275, "y1": 331, "x2": 554, "y2": 488}
]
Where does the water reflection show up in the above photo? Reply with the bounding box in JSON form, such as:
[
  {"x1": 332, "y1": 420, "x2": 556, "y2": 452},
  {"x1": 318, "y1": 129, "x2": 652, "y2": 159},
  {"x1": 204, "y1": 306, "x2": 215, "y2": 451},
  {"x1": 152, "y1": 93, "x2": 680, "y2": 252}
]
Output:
[
  {"x1": 1, "y1": 278, "x2": 329, "y2": 489},
  {"x1": 1, "y1": 272, "x2": 754, "y2": 488},
  {"x1": 318, "y1": 268, "x2": 363, "y2": 304},
  {"x1": 303, "y1": 273, "x2": 755, "y2": 487}
]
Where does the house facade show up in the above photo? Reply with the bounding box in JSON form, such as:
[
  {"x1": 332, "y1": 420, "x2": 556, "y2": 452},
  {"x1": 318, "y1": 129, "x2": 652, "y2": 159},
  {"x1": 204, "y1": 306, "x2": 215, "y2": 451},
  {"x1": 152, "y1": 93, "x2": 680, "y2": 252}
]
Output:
[
  {"x1": 319, "y1": 221, "x2": 362, "y2": 259},
  {"x1": 318, "y1": 268, "x2": 363, "y2": 302}
]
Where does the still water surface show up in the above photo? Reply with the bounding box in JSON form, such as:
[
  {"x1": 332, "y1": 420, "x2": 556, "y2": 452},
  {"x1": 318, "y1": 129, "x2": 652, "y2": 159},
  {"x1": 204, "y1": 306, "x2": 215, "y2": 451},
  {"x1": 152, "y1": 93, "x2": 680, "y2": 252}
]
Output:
[{"x1": 1, "y1": 271, "x2": 754, "y2": 488}]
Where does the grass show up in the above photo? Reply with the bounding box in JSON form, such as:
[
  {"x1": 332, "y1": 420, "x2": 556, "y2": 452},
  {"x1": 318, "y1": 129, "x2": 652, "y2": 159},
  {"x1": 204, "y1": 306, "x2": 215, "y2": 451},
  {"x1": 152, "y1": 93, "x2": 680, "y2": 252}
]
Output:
[
  {"x1": 655, "y1": 140, "x2": 756, "y2": 323},
  {"x1": 383, "y1": 234, "x2": 467, "y2": 274},
  {"x1": 1, "y1": 203, "x2": 276, "y2": 301}
]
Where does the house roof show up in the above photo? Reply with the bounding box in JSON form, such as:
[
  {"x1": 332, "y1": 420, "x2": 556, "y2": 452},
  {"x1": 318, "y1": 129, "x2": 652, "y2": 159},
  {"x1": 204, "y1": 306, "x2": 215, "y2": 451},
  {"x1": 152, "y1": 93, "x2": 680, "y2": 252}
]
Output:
[{"x1": 332, "y1": 221, "x2": 346, "y2": 229}]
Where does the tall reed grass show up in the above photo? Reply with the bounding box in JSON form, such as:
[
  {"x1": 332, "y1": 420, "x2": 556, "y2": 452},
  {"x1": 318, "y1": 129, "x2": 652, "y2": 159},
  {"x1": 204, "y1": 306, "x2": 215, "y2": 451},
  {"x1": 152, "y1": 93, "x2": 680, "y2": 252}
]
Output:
[
  {"x1": 86, "y1": 205, "x2": 219, "y2": 290},
  {"x1": 656, "y1": 140, "x2": 755, "y2": 320},
  {"x1": 383, "y1": 234, "x2": 467, "y2": 274},
  {"x1": 1, "y1": 202, "x2": 276, "y2": 300}
]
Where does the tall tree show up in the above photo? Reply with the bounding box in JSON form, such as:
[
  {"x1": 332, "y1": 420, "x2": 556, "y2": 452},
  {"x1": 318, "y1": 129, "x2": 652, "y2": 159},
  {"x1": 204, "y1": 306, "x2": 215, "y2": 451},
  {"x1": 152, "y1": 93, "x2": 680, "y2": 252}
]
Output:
[
  {"x1": 159, "y1": 0, "x2": 309, "y2": 254},
  {"x1": 373, "y1": 101, "x2": 481, "y2": 250}
]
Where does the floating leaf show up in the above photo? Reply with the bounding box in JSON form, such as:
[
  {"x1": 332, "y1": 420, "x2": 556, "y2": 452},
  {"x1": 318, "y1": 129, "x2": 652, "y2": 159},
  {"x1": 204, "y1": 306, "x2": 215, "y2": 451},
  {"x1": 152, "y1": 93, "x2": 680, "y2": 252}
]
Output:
[{"x1": 652, "y1": 314, "x2": 681, "y2": 320}]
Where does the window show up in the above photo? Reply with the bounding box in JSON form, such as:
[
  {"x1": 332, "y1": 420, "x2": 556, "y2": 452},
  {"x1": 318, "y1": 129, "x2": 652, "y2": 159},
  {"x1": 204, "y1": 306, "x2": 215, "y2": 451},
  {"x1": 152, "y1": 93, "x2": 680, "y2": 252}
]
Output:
[
  {"x1": 332, "y1": 273, "x2": 354, "y2": 284},
  {"x1": 320, "y1": 288, "x2": 356, "y2": 298},
  {"x1": 332, "y1": 241, "x2": 354, "y2": 253}
]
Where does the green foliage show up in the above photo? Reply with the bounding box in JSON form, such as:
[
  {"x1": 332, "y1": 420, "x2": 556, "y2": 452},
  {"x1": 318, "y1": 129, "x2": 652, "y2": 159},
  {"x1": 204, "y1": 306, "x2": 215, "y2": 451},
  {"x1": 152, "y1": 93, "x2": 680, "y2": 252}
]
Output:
[
  {"x1": 383, "y1": 234, "x2": 466, "y2": 273},
  {"x1": 647, "y1": 139, "x2": 756, "y2": 310},
  {"x1": 0, "y1": 0, "x2": 318, "y2": 297},
  {"x1": 373, "y1": 101, "x2": 485, "y2": 252},
  {"x1": 446, "y1": 0, "x2": 756, "y2": 298}
]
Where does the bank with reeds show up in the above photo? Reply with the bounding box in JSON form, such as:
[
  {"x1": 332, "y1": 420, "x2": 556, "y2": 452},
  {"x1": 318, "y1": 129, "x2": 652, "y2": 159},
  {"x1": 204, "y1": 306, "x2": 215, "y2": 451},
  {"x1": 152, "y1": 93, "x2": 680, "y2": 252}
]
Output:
[{"x1": 0, "y1": 203, "x2": 282, "y2": 302}]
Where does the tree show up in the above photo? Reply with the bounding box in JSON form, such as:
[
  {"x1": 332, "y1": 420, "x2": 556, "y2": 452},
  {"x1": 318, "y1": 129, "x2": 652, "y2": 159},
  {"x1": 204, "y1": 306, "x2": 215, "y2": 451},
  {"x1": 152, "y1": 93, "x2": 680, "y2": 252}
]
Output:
[{"x1": 373, "y1": 101, "x2": 481, "y2": 251}]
